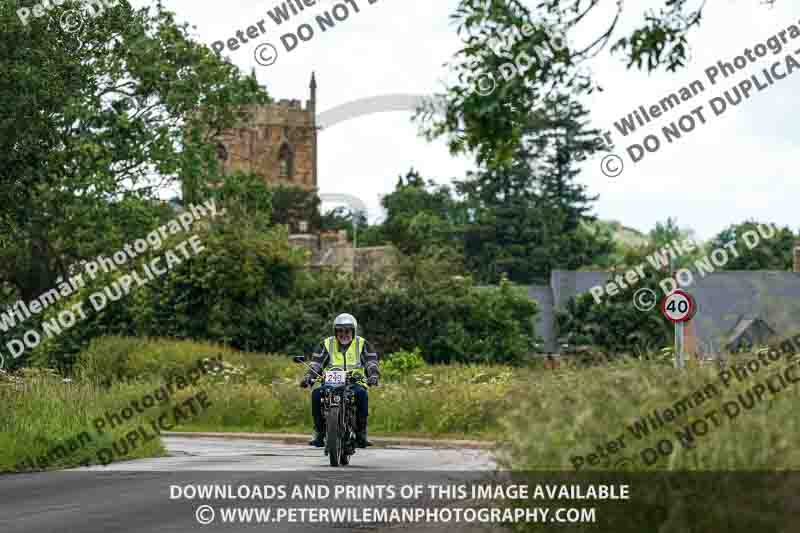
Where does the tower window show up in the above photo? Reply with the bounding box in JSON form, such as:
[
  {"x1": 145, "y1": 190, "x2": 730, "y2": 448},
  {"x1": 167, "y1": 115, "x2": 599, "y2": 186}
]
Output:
[{"x1": 278, "y1": 142, "x2": 293, "y2": 178}]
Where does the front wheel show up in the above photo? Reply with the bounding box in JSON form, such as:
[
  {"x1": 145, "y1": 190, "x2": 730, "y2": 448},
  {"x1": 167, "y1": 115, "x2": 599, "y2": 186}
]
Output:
[{"x1": 326, "y1": 406, "x2": 341, "y2": 467}]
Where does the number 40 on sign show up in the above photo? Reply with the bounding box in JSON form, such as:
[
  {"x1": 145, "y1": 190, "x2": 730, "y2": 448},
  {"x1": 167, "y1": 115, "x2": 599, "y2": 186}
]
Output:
[{"x1": 661, "y1": 289, "x2": 696, "y2": 323}]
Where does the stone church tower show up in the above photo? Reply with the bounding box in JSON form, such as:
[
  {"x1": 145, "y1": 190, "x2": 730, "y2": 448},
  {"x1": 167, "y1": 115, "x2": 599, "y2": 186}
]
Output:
[{"x1": 214, "y1": 73, "x2": 318, "y2": 191}]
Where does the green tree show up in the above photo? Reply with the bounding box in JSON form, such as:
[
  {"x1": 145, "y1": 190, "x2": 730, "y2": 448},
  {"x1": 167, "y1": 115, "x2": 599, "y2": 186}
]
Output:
[
  {"x1": 556, "y1": 272, "x2": 672, "y2": 355},
  {"x1": 603, "y1": 217, "x2": 705, "y2": 273},
  {"x1": 456, "y1": 96, "x2": 613, "y2": 284},
  {"x1": 0, "y1": 0, "x2": 268, "y2": 303},
  {"x1": 707, "y1": 221, "x2": 797, "y2": 270},
  {"x1": 203, "y1": 173, "x2": 273, "y2": 230},
  {"x1": 380, "y1": 169, "x2": 469, "y2": 255},
  {"x1": 418, "y1": 0, "x2": 776, "y2": 167},
  {"x1": 267, "y1": 185, "x2": 322, "y2": 231}
]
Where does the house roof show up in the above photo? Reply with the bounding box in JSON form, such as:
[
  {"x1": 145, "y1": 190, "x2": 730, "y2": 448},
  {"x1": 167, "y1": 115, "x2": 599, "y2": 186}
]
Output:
[
  {"x1": 550, "y1": 270, "x2": 613, "y2": 310},
  {"x1": 535, "y1": 270, "x2": 800, "y2": 355},
  {"x1": 725, "y1": 317, "x2": 777, "y2": 349},
  {"x1": 686, "y1": 271, "x2": 800, "y2": 354}
]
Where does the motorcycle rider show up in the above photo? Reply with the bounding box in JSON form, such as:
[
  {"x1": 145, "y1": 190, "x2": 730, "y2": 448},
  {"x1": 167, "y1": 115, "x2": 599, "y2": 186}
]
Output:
[{"x1": 300, "y1": 313, "x2": 380, "y2": 448}]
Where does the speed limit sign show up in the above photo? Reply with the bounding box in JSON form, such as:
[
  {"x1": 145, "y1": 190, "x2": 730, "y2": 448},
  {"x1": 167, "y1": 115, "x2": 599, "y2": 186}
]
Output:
[{"x1": 661, "y1": 290, "x2": 696, "y2": 323}]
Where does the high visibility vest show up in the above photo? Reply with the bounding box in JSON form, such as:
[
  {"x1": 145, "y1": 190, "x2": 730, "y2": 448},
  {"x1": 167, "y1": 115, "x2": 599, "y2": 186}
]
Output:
[{"x1": 324, "y1": 336, "x2": 365, "y2": 370}]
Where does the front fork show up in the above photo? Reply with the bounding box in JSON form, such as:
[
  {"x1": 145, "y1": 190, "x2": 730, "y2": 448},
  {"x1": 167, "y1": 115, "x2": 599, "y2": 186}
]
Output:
[
  {"x1": 344, "y1": 388, "x2": 357, "y2": 453},
  {"x1": 322, "y1": 387, "x2": 357, "y2": 453}
]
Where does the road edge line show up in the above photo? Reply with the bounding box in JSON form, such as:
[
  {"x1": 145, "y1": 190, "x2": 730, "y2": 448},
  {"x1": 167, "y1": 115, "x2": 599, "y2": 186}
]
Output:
[{"x1": 162, "y1": 431, "x2": 494, "y2": 449}]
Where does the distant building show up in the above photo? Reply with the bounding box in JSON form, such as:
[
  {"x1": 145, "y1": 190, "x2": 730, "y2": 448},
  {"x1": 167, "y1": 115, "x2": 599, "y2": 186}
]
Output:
[
  {"x1": 288, "y1": 229, "x2": 398, "y2": 276},
  {"x1": 213, "y1": 73, "x2": 318, "y2": 192},
  {"x1": 206, "y1": 74, "x2": 396, "y2": 276},
  {"x1": 531, "y1": 242, "x2": 800, "y2": 356}
]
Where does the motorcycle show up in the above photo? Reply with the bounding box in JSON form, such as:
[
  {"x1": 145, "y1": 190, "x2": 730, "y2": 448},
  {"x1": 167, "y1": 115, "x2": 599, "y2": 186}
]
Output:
[{"x1": 294, "y1": 355, "x2": 363, "y2": 467}]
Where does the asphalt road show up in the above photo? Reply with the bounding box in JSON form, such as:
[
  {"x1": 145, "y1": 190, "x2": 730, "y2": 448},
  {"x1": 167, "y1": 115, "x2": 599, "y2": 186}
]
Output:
[
  {"x1": 0, "y1": 437, "x2": 498, "y2": 533},
  {"x1": 82, "y1": 436, "x2": 497, "y2": 471}
]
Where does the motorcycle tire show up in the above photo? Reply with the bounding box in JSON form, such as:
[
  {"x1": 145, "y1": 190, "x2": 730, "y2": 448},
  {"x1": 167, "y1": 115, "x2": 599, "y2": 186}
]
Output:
[{"x1": 326, "y1": 406, "x2": 341, "y2": 467}]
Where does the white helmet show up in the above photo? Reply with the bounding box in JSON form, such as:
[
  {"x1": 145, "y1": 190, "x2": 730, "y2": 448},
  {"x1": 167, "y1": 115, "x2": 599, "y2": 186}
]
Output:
[{"x1": 333, "y1": 313, "x2": 357, "y2": 338}]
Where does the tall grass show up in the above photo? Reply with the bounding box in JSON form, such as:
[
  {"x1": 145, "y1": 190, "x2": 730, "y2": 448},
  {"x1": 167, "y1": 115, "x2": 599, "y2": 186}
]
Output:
[
  {"x1": 499, "y1": 353, "x2": 800, "y2": 470},
  {"x1": 498, "y1": 354, "x2": 800, "y2": 532},
  {"x1": 3, "y1": 336, "x2": 529, "y2": 472},
  {"x1": 0, "y1": 372, "x2": 166, "y2": 472},
  {"x1": 11, "y1": 333, "x2": 797, "y2": 481}
]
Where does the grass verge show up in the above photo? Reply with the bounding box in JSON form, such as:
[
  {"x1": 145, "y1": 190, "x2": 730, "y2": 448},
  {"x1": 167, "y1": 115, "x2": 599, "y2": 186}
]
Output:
[
  {"x1": 2, "y1": 335, "x2": 529, "y2": 472},
  {"x1": 497, "y1": 353, "x2": 800, "y2": 532}
]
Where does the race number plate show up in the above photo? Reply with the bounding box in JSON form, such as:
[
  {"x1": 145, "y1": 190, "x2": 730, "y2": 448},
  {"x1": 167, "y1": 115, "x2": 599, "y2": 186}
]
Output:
[{"x1": 324, "y1": 370, "x2": 347, "y2": 385}]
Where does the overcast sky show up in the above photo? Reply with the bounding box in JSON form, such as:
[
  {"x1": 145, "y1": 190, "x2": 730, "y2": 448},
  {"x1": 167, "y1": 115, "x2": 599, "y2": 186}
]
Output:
[{"x1": 150, "y1": 0, "x2": 800, "y2": 242}]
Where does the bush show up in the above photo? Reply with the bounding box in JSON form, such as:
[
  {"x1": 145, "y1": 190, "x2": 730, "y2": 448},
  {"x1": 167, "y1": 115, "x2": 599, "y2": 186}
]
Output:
[
  {"x1": 28, "y1": 216, "x2": 307, "y2": 371},
  {"x1": 556, "y1": 270, "x2": 671, "y2": 354},
  {"x1": 381, "y1": 347, "x2": 426, "y2": 381},
  {"x1": 25, "y1": 217, "x2": 539, "y2": 372},
  {"x1": 332, "y1": 272, "x2": 539, "y2": 365}
]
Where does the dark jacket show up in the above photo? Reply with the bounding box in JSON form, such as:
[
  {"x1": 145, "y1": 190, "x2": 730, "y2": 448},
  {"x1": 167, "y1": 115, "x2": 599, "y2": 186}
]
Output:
[{"x1": 305, "y1": 338, "x2": 379, "y2": 382}]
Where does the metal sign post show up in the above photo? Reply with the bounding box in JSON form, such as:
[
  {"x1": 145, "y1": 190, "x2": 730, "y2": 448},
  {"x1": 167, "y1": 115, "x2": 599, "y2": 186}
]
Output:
[
  {"x1": 670, "y1": 257, "x2": 681, "y2": 368},
  {"x1": 662, "y1": 285, "x2": 696, "y2": 369}
]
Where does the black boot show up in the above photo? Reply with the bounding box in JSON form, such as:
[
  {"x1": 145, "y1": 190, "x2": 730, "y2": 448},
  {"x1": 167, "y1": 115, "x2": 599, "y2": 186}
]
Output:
[
  {"x1": 309, "y1": 417, "x2": 325, "y2": 447},
  {"x1": 309, "y1": 430, "x2": 325, "y2": 447},
  {"x1": 355, "y1": 415, "x2": 372, "y2": 448}
]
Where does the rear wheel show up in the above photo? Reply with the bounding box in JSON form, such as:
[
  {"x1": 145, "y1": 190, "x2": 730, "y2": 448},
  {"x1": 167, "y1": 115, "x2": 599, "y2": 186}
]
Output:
[{"x1": 326, "y1": 407, "x2": 341, "y2": 467}]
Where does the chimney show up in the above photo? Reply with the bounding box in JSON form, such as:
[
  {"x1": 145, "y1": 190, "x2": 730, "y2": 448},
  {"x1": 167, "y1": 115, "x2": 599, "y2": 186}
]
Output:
[{"x1": 794, "y1": 240, "x2": 800, "y2": 273}]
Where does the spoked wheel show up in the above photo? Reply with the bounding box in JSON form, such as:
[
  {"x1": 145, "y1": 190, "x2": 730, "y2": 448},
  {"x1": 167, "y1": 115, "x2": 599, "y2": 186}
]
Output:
[{"x1": 326, "y1": 407, "x2": 341, "y2": 467}]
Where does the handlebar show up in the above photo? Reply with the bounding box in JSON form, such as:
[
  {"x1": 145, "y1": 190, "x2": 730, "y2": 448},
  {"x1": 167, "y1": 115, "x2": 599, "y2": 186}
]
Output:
[
  {"x1": 294, "y1": 357, "x2": 375, "y2": 386},
  {"x1": 312, "y1": 368, "x2": 365, "y2": 384}
]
